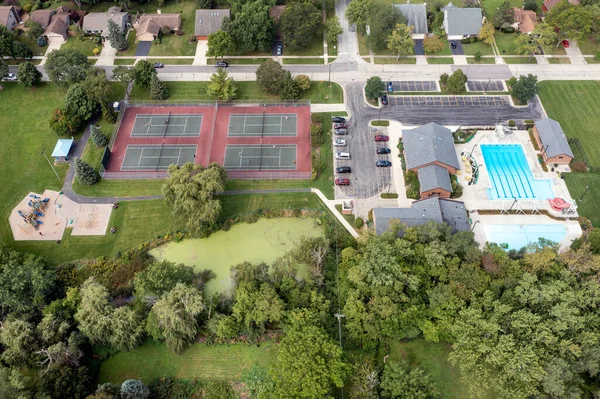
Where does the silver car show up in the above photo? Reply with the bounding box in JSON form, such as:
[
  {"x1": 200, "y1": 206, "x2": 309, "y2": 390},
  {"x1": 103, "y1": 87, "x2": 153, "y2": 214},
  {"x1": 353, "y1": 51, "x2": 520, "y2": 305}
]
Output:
[
  {"x1": 2, "y1": 73, "x2": 17, "y2": 81},
  {"x1": 334, "y1": 139, "x2": 346, "y2": 146},
  {"x1": 334, "y1": 128, "x2": 348, "y2": 135}
]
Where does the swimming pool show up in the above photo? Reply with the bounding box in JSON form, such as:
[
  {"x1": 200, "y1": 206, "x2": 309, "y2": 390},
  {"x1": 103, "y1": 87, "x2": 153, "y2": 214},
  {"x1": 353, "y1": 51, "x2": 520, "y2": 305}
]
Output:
[
  {"x1": 484, "y1": 224, "x2": 566, "y2": 250},
  {"x1": 480, "y1": 144, "x2": 554, "y2": 200}
]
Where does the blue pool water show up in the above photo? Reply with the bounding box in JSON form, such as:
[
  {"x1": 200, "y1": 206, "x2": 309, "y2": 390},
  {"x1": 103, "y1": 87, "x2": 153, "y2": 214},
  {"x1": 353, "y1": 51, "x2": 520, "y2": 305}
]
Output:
[
  {"x1": 484, "y1": 224, "x2": 566, "y2": 250},
  {"x1": 480, "y1": 144, "x2": 554, "y2": 200}
]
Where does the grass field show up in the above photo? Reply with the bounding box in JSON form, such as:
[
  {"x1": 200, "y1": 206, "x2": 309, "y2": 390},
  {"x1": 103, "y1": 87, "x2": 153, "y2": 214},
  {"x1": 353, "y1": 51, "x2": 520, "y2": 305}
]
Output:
[
  {"x1": 98, "y1": 342, "x2": 278, "y2": 385},
  {"x1": 468, "y1": 57, "x2": 495, "y2": 64},
  {"x1": 285, "y1": 35, "x2": 324, "y2": 57},
  {"x1": 462, "y1": 41, "x2": 494, "y2": 56},
  {"x1": 494, "y1": 32, "x2": 518, "y2": 55},
  {"x1": 548, "y1": 57, "x2": 570, "y2": 64},
  {"x1": 113, "y1": 58, "x2": 136, "y2": 65},
  {"x1": 283, "y1": 58, "x2": 325, "y2": 65},
  {"x1": 427, "y1": 57, "x2": 454, "y2": 64},
  {"x1": 147, "y1": 59, "x2": 194, "y2": 65},
  {"x1": 564, "y1": 173, "x2": 600, "y2": 227},
  {"x1": 60, "y1": 35, "x2": 98, "y2": 56},
  {"x1": 16, "y1": 35, "x2": 47, "y2": 56},
  {"x1": 374, "y1": 58, "x2": 417, "y2": 64},
  {"x1": 504, "y1": 56, "x2": 537, "y2": 64}
]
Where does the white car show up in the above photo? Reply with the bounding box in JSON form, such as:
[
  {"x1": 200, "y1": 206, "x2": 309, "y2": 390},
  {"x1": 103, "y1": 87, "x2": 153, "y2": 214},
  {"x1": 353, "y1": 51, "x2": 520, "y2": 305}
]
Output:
[
  {"x1": 2, "y1": 73, "x2": 17, "y2": 81},
  {"x1": 334, "y1": 139, "x2": 346, "y2": 147}
]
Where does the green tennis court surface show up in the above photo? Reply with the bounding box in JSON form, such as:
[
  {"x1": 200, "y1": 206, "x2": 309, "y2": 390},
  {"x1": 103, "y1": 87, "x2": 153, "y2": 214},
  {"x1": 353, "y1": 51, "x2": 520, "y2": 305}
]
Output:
[
  {"x1": 228, "y1": 114, "x2": 297, "y2": 137},
  {"x1": 224, "y1": 145, "x2": 297, "y2": 170},
  {"x1": 121, "y1": 145, "x2": 197, "y2": 170},
  {"x1": 131, "y1": 114, "x2": 202, "y2": 137}
]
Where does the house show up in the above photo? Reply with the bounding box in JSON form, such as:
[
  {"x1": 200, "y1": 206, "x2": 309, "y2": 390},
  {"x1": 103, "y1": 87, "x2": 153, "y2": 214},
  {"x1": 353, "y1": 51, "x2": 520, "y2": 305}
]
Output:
[
  {"x1": 134, "y1": 12, "x2": 181, "y2": 41},
  {"x1": 418, "y1": 164, "x2": 453, "y2": 198},
  {"x1": 393, "y1": 3, "x2": 428, "y2": 39},
  {"x1": 442, "y1": 3, "x2": 484, "y2": 40},
  {"x1": 542, "y1": 0, "x2": 579, "y2": 13},
  {"x1": 31, "y1": 7, "x2": 70, "y2": 42},
  {"x1": 373, "y1": 197, "x2": 469, "y2": 235},
  {"x1": 512, "y1": 8, "x2": 537, "y2": 34},
  {"x1": 82, "y1": 6, "x2": 129, "y2": 37},
  {"x1": 0, "y1": 6, "x2": 21, "y2": 31},
  {"x1": 533, "y1": 118, "x2": 574, "y2": 165},
  {"x1": 194, "y1": 9, "x2": 230, "y2": 40}
]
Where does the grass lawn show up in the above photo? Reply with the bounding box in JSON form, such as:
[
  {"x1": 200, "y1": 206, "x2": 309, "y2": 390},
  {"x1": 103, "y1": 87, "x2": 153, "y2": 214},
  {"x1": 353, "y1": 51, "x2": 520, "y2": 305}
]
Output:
[
  {"x1": 113, "y1": 58, "x2": 136, "y2": 65},
  {"x1": 427, "y1": 57, "x2": 454, "y2": 64},
  {"x1": 16, "y1": 35, "x2": 47, "y2": 56},
  {"x1": 468, "y1": 57, "x2": 495, "y2": 64},
  {"x1": 481, "y1": 0, "x2": 543, "y2": 20},
  {"x1": 116, "y1": 30, "x2": 138, "y2": 57},
  {"x1": 4, "y1": 59, "x2": 42, "y2": 65},
  {"x1": 494, "y1": 32, "x2": 518, "y2": 55},
  {"x1": 564, "y1": 173, "x2": 600, "y2": 227},
  {"x1": 374, "y1": 58, "x2": 417, "y2": 64},
  {"x1": 577, "y1": 39, "x2": 600, "y2": 55},
  {"x1": 504, "y1": 56, "x2": 537, "y2": 64},
  {"x1": 224, "y1": 58, "x2": 269, "y2": 65},
  {"x1": 462, "y1": 41, "x2": 494, "y2": 56},
  {"x1": 220, "y1": 192, "x2": 326, "y2": 218},
  {"x1": 98, "y1": 342, "x2": 278, "y2": 385},
  {"x1": 283, "y1": 58, "x2": 325, "y2": 64},
  {"x1": 61, "y1": 35, "x2": 99, "y2": 56},
  {"x1": 358, "y1": 34, "x2": 369, "y2": 56},
  {"x1": 147, "y1": 58, "x2": 194, "y2": 65},
  {"x1": 148, "y1": 34, "x2": 197, "y2": 57},
  {"x1": 285, "y1": 35, "x2": 324, "y2": 57},
  {"x1": 585, "y1": 57, "x2": 600, "y2": 64},
  {"x1": 73, "y1": 179, "x2": 165, "y2": 197},
  {"x1": 548, "y1": 57, "x2": 570, "y2": 64}
]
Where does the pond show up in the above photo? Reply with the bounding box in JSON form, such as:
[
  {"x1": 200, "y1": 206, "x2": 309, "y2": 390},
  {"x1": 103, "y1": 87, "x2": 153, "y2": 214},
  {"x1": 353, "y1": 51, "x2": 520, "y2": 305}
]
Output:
[{"x1": 150, "y1": 218, "x2": 322, "y2": 296}]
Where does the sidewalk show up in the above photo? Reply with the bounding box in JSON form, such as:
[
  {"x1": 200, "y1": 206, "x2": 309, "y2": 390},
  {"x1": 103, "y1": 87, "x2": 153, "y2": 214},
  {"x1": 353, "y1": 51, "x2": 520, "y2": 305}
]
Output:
[
  {"x1": 310, "y1": 103, "x2": 346, "y2": 113},
  {"x1": 565, "y1": 42, "x2": 587, "y2": 65}
]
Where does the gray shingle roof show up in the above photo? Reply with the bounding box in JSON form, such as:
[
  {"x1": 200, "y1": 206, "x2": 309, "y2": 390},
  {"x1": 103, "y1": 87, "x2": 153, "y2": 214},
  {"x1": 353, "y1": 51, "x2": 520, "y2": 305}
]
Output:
[
  {"x1": 418, "y1": 164, "x2": 453, "y2": 193},
  {"x1": 373, "y1": 197, "x2": 469, "y2": 235},
  {"x1": 393, "y1": 3, "x2": 428, "y2": 35},
  {"x1": 534, "y1": 118, "x2": 574, "y2": 159},
  {"x1": 82, "y1": 8, "x2": 129, "y2": 34},
  {"x1": 402, "y1": 123, "x2": 459, "y2": 170},
  {"x1": 443, "y1": 5, "x2": 483, "y2": 36},
  {"x1": 195, "y1": 9, "x2": 230, "y2": 37}
]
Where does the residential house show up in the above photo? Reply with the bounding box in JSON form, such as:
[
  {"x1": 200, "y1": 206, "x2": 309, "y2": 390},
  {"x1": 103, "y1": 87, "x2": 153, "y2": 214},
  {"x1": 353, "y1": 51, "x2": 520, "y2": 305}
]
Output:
[
  {"x1": 542, "y1": 0, "x2": 579, "y2": 13},
  {"x1": 82, "y1": 6, "x2": 130, "y2": 37},
  {"x1": 194, "y1": 9, "x2": 230, "y2": 40},
  {"x1": 134, "y1": 12, "x2": 181, "y2": 41},
  {"x1": 403, "y1": 123, "x2": 460, "y2": 199},
  {"x1": 0, "y1": 6, "x2": 21, "y2": 31},
  {"x1": 512, "y1": 8, "x2": 537, "y2": 34},
  {"x1": 533, "y1": 118, "x2": 574, "y2": 165},
  {"x1": 31, "y1": 7, "x2": 70, "y2": 42},
  {"x1": 442, "y1": 3, "x2": 484, "y2": 40},
  {"x1": 373, "y1": 197, "x2": 469, "y2": 235},
  {"x1": 393, "y1": 3, "x2": 428, "y2": 39}
]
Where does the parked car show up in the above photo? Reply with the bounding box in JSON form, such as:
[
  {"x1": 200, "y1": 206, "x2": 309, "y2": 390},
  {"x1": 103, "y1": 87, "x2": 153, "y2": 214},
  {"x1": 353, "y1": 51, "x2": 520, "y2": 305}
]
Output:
[
  {"x1": 215, "y1": 61, "x2": 228, "y2": 68},
  {"x1": 334, "y1": 128, "x2": 348, "y2": 135},
  {"x1": 450, "y1": 41, "x2": 457, "y2": 49},
  {"x1": 376, "y1": 160, "x2": 392, "y2": 167},
  {"x1": 336, "y1": 166, "x2": 351, "y2": 173},
  {"x1": 335, "y1": 152, "x2": 351, "y2": 160},
  {"x1": 2, "y1": 73, "x2": 17, "y2": 81},
  {"x1": 153, "y1": 63, "x2": 164, "y2": 68},
  {"x1": 387, "y1": 81, "x2": 393, "y2": 93},
  {"x1": 334, "y1": 139, "x2": 347, "y2": 147},
  {"x1": 374, "y1": 134, "x2": 389, "y2": 142},
  {"x1": 276, "y1": 45, "x2": 283, "y2": 55},
  {"x1": 377, "y1": 147, "x2": 391, "y2": 154},
  {"x1": 561, "y1": 40, "x2": 570, "y2": 48},
  {"x1": 335, "y1": 178, "x2": 350, "y2": 186},
  {"x1": 333, "y1": 123, "x2": 347, "y2": 129},
  {"x1": 37, "y1": 35, "x2": 47, "y2": 47},
  {"x1": 381, "y1": 95, "x2": 388, "y2": 105},
  {"x1": 331, "y1": 116, "x2": 346, "y2": 123}
]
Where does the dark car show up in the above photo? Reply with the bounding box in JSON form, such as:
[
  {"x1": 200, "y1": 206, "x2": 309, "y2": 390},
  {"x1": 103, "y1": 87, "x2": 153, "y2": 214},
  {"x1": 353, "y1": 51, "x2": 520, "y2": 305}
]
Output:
[
  {"x1": 154, "y1": 63, "x2": 164, "y2": 68},
  {"x1": 387, "y1": 81, "x2": 393, "y2": 93},
  {"x1": 276, "y1": 45, "x2": 283, "y2": 55},
  {"x1": 451, "y1": 41, "x2": 457, "y2": 49},
  {"x1": 333, "y1": 123, "x2": 348, "y2": 129},
  {"x1": 376, "y1": 160, "x2": 392, "y2": 167},
  {"x1": 381, "y1": 95, "x2": 388, "y2": 105},
  {"x1": 334, "y1": 128, "x2": 348, "y2": 135},
  {"x1": 331, "y1": 116, "x2": 346, "y2": 123},
  {"x1": 377, "y1": 147, "x2": 391, "y2": 154},
  {"x1": 215, "y1": 61, "x2": 228, "y2": 68},
  {"x1": 374, "y1": 134, "x2": 389, "y2": 142},
  {"x1": 335, "y1": 178, "x2": 350, "y2": 186},
  {"x1": 336, "y1": 166, "x2": 352, "y2": 174}
]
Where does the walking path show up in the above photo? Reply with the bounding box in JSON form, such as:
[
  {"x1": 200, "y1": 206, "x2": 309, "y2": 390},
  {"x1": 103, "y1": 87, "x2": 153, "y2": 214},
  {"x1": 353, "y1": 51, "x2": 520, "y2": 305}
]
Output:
[{"x1": 565, "y1": 42, "x2": 587, "y2": 65}]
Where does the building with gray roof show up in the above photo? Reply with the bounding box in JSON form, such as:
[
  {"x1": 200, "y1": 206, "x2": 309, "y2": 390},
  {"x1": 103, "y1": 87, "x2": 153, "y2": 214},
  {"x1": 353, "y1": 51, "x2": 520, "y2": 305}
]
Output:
[
  {"x1": 533, "y1": 118, "x2": 574, "y2": 165},
  {"x1": 82, "y1": 6, "x2": 130, "y2": 37},
  {"x1": 442, "y1": 4, "x2": 483, "y2": 39},
  {"x1": 418, "y1": 164, "x2": 453, "y2": 197},
  {"x1": 393, "y1": 3, "x2": 428, "y2": 38},
  {"x1": 402, "y1": 123, "x2": 460, "y2": 172},
  {"x1": 195, "y1": 9, "x2": 230, "y2": 39},
  {"x1": 373, "y1": 197, "x2": 469, "y2": 235}
]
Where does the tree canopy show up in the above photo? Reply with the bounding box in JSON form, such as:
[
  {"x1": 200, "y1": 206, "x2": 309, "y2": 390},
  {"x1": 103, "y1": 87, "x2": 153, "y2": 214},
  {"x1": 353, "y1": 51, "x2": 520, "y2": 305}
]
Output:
[
  {"x1": 207, "y1": 68, "x2": 238, "y2": 101},
  {"x1": 45, "y1": 49, "x2": 90, "y2": 87},
  {"x1": 366, "y1": 3, "x2": 405, "y2": 50},
  {"x1": 223, "y1": 0, "x2": 274, "y2": 54},
  {"x1": 345, "y1": 0, "x2": 373, "y2": 35},
  {"x1": 386, "y1": 23, "x2": 414, "y2": 60},
  {"x1": 280, "y1": 2, "x2": 323, "y2": 50},
  {"x1": 206, "y1": 30, "x2": 234, "y2": 59},
  {"x1": 364, "y1": 76, "x2": 385, "y2": 99}
]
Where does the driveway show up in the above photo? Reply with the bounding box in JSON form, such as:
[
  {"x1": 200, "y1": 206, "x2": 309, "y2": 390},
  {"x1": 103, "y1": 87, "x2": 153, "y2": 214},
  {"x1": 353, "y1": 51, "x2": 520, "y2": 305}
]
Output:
[
  {"x1": 135, "y1": 41, "x2": 152, "y2": 57},
  {"x1": 565, "y1": 41, "x2": 586, "y2": 65},
  {"x1": 414, "y1": 39, "x2": 424, "y2": 56},
  {"x1": 450, "y1": 40, "x2": 464, "y2": 55}
]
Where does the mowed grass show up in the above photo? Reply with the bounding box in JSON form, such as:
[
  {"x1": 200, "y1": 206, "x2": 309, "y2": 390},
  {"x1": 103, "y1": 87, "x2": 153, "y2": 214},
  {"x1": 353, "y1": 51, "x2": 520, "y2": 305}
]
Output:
[
  {"x1": 60, "y1": 35, "x2": 98, "y2": 56},
  {"x1": 564, "y1": 173, "x2": 600, "y2": 227},
  {"x1": 427, "y1": 57, "x2": 454, "y2": 64},
  {"x1": 220, "y1": 192, "x2": 326, "y2": 218},
  {"x1": 98, "y1": 342, "x2": 278, "y2": 385}
]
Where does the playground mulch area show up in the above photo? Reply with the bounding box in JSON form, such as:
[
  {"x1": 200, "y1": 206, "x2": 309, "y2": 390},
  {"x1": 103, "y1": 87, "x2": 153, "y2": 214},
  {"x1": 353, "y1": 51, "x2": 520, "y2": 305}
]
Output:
[{"x1": 105, "y1": 104, "x2": 311, "y2": 179}]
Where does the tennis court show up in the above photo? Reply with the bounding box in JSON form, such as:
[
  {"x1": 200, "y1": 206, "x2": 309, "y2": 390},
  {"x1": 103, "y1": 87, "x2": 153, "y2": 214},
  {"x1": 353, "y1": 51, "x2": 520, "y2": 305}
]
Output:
[
  {"x1": 223, "y1": 144, "x2": 297, "y2": 170},
  {"x1": 228, "y1": 114, "x2": 297, "y2": 137},
  {"x1": 121, "y1": 145, "x2": 197, "y2": 170},
  {"x1": 131, "y1": 114, "x2": 203, "y2": 137}
]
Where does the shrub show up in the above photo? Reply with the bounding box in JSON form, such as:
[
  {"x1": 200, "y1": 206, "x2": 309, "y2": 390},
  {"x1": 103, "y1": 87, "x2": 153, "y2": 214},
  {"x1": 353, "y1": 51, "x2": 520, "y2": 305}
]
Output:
[
  {"x1": 569, "y1": 162, "x2": 587, "y2": 173},
  {"x1": 90, "y1": 125, "x2": 109, "y2": 147},
  {"x1": 295, "y1": 74, "x2": 311, "y2": 91},
  {"x1": 75, "y1": 157, "x2": 99, "y2": 186},
  {"x1": 508, "y1": 120, "x2": 516, "y2": 127},
  {"x1": 405, "y1": 170, "x2": 420, "y2": 199},
  {"x1": 595, "y1": 51, "x2": 600, "y2": 61},
  {"x1": 205, "y1": 381, "x2": 235, "y2": 399},
  {"x1": 310, "y1": 123, "x2": 324, "y2": 147},
  {"x1": 188, "y1": 35, "x2": 197, "y2": 43},
  {"x1": 150, "y1": 75, "x2": 169, "y2": 100},
  {"x1": 354, "y1": 217, "x2": 364, "y2": 228},
  {"x1": 121, "y1": 379, "x2": 150, "y2": 399},
  {"x1": 311, "y1": 151, "x2": 325, "y2": 181},
  {"x1": 380, "y1": 193, "x2": 399, "y2": 199},
  {"x1": 507, "y1": 76, "x2": 517, "y2": 88},
  {"x1": 439, "y1": 73, "x2": 449, "y2": 86},
  {"x1": 446, "y1": 69, "x2": 467, "y2": 94},
  {"x1": 528, "y1": 128, "x2": 540, "y2": 151},
  {"x1": 450, "y1": 175, "x2": 463, "y2": 198},
  {"x1": 49, "y1": 108, "x2": 82, "y2": 136},
  {"x1": 473, "y1": 50, "x2": 482, "y2": 62}
]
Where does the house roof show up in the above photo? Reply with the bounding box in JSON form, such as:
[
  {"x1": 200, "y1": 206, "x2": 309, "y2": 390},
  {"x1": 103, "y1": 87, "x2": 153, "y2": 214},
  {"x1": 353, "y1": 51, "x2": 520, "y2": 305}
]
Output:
[
  {"x1": 195, "y1": 9, "x2": 230, "y2": 37},
  {"x1": 402, "y1": 123, "x2": 460, "y2": 170},
  {"x1": 51, "y1": 139, "x2": 74, "y2": 157},
  {"x1": 543, "y1": 0, "x2": 580, "y2": 11},
  {"x1": 0, "y1": 6, "x2": 18, "y2": 26},
  {"x1": 373, "y1": 197, "x2": 469, "y2": 235},
  {"x1": 45, "y1": 13, "x2": 69, "y2": 36},
  {"x1": 394, "y1": 3, "x2": 428, "y2": 35},
  {"x1": 534, "y1": 118, "x2": 574, "y2": 159},
  {"x1": 30, "y1": 9, "x2": 55, "y2": 28},
  {"x1": 82, "y1": 7, "x2": 128, "y2": 33},
  {"x1": 418, "y1": 164, "x2": 453, "y2": 193},
  {"x1": 442, "y1": 4, "x2": 483, "y2": 36},
  {"x1": 137, "y1": 13, "x2": 181, "y2": 33},
  {"x1": 513, "y1": 8, "x2": 537, "y2": 33},
  {"x1": 137, "y1": 18, "x2": 160, "y2": 37}
]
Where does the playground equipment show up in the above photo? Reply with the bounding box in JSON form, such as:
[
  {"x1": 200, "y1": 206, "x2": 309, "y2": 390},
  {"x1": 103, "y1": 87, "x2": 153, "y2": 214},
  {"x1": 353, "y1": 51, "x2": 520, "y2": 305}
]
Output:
[{"x1": 18, "y1": 196, "x2": 50, "y2": 231}]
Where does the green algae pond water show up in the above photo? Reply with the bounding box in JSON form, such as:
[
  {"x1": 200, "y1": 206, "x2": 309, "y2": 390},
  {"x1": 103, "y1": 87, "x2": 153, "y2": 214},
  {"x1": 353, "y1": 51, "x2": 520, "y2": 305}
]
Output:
[{"x1": 150, "y1": 218, "x2": 322, "y2": 296}]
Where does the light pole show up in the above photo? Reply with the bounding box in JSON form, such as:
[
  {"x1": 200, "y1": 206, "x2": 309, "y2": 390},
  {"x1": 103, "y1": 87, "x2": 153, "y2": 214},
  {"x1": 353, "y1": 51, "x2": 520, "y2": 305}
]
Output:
[
  {"x1": 328, "y1": 63, "x2": 332, "y2": 87},
  {"x1": 41, "y1": 149, "x2": 61, "y2": 181},
  {"x1": 580, "y1": 185, "x2": 590, "y2": 202}
]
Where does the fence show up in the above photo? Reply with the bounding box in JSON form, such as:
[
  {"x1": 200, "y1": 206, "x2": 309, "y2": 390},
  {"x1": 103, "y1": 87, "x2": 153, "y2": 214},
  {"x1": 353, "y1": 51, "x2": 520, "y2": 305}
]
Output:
[
  {"x1": 108, "y1": 103, "x2": 127, "y2": 150},
  {"x1": 122, "y1": 99, "x2": 311, "y2": 108},
  {"x1": 227, "y1": 171, "x2": 312, "y2": 180},
  {"x1": 101, "y1": 171, "x2": 169, "y2": 180}
]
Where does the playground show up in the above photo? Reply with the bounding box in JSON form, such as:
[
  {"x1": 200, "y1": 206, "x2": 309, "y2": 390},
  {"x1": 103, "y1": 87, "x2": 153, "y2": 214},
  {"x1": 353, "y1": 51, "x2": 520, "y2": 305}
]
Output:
[{"x1": 9, "y1": 190, "x2": 113, "y2": 241}]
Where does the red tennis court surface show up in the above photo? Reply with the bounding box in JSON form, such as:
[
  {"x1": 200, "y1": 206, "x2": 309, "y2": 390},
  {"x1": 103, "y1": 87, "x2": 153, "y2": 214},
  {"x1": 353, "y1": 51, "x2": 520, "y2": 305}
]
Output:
[{"x1": 103, "y1": 103, "x2": 312, "y2": 180}]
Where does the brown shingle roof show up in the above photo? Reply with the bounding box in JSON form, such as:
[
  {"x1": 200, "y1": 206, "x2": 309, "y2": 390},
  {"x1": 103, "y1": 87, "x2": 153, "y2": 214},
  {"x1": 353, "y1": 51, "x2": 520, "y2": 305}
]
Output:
[
  {"x1": 0, "y1": 6, "x2": 18, "y2": 26},
  {"x1": 30, "y1": 9, "x2": 55, "y2": 27},
  {"x1": 194, "y1": 9, "x2": 229, "y2": 37},
  {"x1": 513, "y1": 8, "x2": 537, "y2": 33},
  {"x1": 543, "y1": 0, "x2": 580, "y2": 11},
  {"x1": 137, "y1": 13, "x2": 181, "y2": 31},
  {"x1": 46, "y1": 13, "x2": 69, "y2": 36}
]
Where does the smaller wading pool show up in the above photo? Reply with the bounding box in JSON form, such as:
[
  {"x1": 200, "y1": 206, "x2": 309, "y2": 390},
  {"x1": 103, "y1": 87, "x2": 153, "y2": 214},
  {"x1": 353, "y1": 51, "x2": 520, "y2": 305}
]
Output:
[{"x1": 484, "y1": 224, "x2": 567, "y2": 250}]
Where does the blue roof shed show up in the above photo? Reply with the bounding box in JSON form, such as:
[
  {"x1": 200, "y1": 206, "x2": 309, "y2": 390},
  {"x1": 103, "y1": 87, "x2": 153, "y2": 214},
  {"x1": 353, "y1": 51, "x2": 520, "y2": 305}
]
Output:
[{"x1": 51, "y1": 138, "x2": 74, "y2": 159}]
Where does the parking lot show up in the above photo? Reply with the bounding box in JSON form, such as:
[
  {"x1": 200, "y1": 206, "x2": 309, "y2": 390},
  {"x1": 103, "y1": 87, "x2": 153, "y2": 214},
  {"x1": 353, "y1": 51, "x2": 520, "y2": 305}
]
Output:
[
  {"x1": 390, "y1": 96, "x2": 510, "y2": 107},
  {"x1": 466, "y1": 80, "x2": 506, "y2": 92},
  {"x1": 391, "y1": 81, "x2": 438, "y2": 92}
]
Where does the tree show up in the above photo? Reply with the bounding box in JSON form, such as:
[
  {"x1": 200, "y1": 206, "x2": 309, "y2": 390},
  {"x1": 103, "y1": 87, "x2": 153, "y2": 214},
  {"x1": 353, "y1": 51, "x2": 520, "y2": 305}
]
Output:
[
  {"x1": 133, "y1": 260, "x2": 195, "y2": 303},
  {"x1": 17, "y1": 61, "x2": 41, "y2": 88},
  {"x1": 367, "y1": 3, "x2": 405, "y2": 50},
  {"x1": 206, "y1": 68, "x2": 238, "y2": 101},
  {"x1": 493, "y1": 0, "x2": 514, "y2": 29},
  {"x1": 515, "y1": 23, "x2": 556, "y2": 55},
  {"x1": 150, "y1": 75, "x2": 169, "y2": 100},
  {"x1": 25, "y1": 20, "x2": 44, "y2": 40},
  {"x1": 326, "y1": 16, "x2": 343, "y2": 44},
  {"x1": 120, "y1": 379, "x2": 149, "y2": 399},
  {"x1": 271, "y1": 321, "x2": 350, "y2": 398},
  {"x1": 386, "y1": 23, "x2": 414, "y2": 60},
  {"x1": 75, "y1": 157, "x2": 99, "y2": 186},
  {"x1": 0, "y1": 318, "x2": 36, "y2": 367},
  {"x1": 478, "y1": 22, "x2": 495, "y2": 46},
  {"x1": 112, "y1": 65, "x2": 134, "y2": 90},
  {"x1": 256, "y1": 59, "x2": 285, "y2": 94},
  {"x1": 223, "y1": 0, "x2": 274, "y2": 54},
  {"x1": 162, "y1": 162, "x2": 226, "y2": 236},
  {"x1": 365, "y1": 76, "x2": 385, "y2": 99},
  {"x1": 545, "y1": 2, "x2": 594, "y2": 43},
  {"x1": 295, "y1": 74, "x2": 311, "y2": 91},
  {"x1": 511, "y1": 74, "x2": 538, "y2": 104},
  {"x1": 524, "y1": 0, "x2": 538, "y2": 12},
  {"x1": 446, "y1": 69, "x2": 467, "y2": 94},
  {"x1": 50, "y1": 108, "x2": 82, "y2": 136},
  {"x1": 11, "y1": 41, "x2": 33, "y2": 59},
  {"x1": 107, "y1": 19, "x2": 127, "y2": 50},
  {"x1": 65, "y1": 83, "x2": 97, "y2": 121},
  {"x1": 281, "y1": 2, "x2": 323, "y2": 50},
  {"x1": 423, "y1": 35, "x2": 444, "y2": 53},
  {"x1": 380, "y1": 360, "x2": 440, "y2": 399},
  {"x1": 74, "y1": 278, "x2": 115, "y2": 345},
  {"x1": 109, "y1": 306, "x2": 145, "y2": 352},
  {"x1": 90, "y1": 125, "x2": 109, "y2": 147},
  {"x1": 349, "y1": 361, "x2": 379, "y2": 399},
  {"x1": 133, "y1": 60, "x2": 157, "y2": 88},
  {"x1": 146, "y1": 283, "x2": 204, "y2": 353},
  {"x1": 206, "y1": 30, "x2": 234, "y2": 59},
  {"x1": 0, "y1": 58, "x2": 7, "y2": 79},
  {"x1": 232, "y1": 283, "x2": 285, "y2": 333},
  {"x1": 0, "y1": 25, "x2": 14, "y2": 60},
  {"x1": 81, "y1": 68, "x2": 113, "y2": 113},
  {"x1": 45, "y1": 49, "x2": 90, "y2": 87},
  {"x1": 279, "y1": 71, "x2": 301, "y2": 101},
  {"x1": 345, "y1": 0, "x2": 373, "y2": 35}
]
